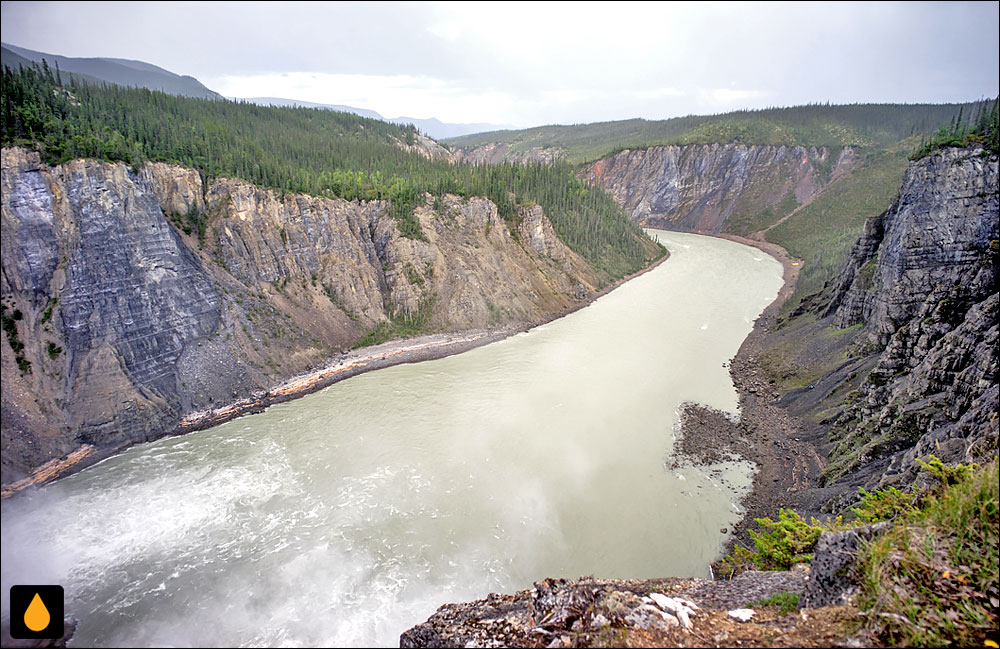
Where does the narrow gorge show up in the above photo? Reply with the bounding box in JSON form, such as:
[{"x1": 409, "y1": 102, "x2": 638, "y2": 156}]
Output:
[{"x1": 1, "y1": 78, "x2": 996, "y2": 647}]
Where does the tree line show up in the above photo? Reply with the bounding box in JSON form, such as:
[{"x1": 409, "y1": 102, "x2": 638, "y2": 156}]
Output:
[
  {"x1": 1, "y1": 62, "x2": 658, "y2": 281},
  {"x1": 910, "y1": 97, "x2": 999, "y2": 159}
]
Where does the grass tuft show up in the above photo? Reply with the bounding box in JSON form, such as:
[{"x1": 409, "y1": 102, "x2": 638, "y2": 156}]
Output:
[{"x1": 856, "y1": 458, "x2": 998, "y2": 647}]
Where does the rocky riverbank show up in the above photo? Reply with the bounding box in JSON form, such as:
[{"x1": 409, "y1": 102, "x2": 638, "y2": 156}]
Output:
[{"x1": 676, "y1": 233, "x2": 835, "y2": 553}]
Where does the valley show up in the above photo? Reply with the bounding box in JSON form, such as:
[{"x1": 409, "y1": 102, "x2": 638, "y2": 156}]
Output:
[{"x1": 0, "y1": 37, "x2": 997, "y2": 649}]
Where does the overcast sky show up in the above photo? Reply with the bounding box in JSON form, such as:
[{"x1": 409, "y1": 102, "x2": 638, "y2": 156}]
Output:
[{"x1": 2, "y1": 1, "x2": 998, "y2": 127}]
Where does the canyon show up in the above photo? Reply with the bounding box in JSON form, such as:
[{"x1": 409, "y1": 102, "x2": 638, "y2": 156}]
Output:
[
  {"x1": 399, "y1": 140, "x2": 998, "y2": 646},
  {"x1": 1, "y1": 129, "x2": 996, "y2": 648}
]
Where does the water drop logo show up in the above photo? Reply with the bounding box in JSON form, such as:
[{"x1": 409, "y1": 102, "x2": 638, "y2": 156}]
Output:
[
  {"x1": 9, "y1": 585, "x2": 64, "y2": 639},
  {"x1": 24, "y1": 593, "x2": 51, "y2": 631}
]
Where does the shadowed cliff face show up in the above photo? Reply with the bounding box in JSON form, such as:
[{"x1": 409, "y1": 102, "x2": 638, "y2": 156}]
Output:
[
  {"x1": 1, "y1": 149, "x2": 220, "y2": 471},
  {"x1": 580, "y1": 144, "x2": 859, "y2": 234},
  {"x1": 816, "y1": 146, "x2": 998, "y2": 493},
  {"x1": 0, "y1": 147, "x2": 598, "y2": 484}
]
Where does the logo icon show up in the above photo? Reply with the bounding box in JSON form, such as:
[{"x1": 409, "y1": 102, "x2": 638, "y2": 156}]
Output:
[{"x1": 9, "y1": 585, "x2": 64, "y2": 640}]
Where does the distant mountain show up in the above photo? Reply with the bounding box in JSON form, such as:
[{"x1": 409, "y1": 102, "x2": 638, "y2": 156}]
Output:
[
  {"x1": 0, "y1": 43, "x2": 503, "y2": 138},
  {"x1": 1, "y1": 42, "x2": 223, "y2": 100},
  {"x1": 240, "y1": 96, "x2": 507, "y2": 140},
  {"x1": 390, "y1": 116, "x2": 508, "y2": 140}
]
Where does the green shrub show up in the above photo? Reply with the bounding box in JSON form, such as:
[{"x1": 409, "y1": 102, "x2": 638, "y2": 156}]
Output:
[
  {"x1": 45, "y1": 341, "x2": 62, "y2": 359},
  {"x1": 725, "y1": 509, "x2": 826, "y2": 571},
  {"x1": 851, "y1": 485, "x2": 916, "y2": 524}
]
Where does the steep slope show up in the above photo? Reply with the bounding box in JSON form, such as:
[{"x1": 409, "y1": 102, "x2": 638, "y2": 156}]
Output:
[
  {"x1": 816, "y1": 145, "x2": 998, "y2": 492},
  {"x1": 580, "y1": 144, "x2": 860, "y2": 234},
  {"x1": 448, "y1": 105, "x2": 993, "y2": 306},
  {"x1": 1, "y1": 42, "x2": 222, "y2": 99},
  {"x1": 0, "y1": 147, "x2": 607, "y2": 488},
  {"x1": 756, "y1": 144, "x2": 998, "y2": 505},
  {"x1": 2, "y1": 63, "x2": 657, "y2": 284}
]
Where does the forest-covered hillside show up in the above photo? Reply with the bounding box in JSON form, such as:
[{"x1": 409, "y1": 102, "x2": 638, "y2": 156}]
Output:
[
  {"x1": 447, "y1": 102, "x2": 988, "y2": 164},
  {"x1": 1, "y1": 42, "x2": 224, "y2": 100},
  {"x1": 1, "y1": 63, "x2": 660, "y2": 282}
]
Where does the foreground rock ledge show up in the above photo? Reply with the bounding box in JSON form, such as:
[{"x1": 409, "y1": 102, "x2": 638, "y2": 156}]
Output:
[{"x1": 400, "y1": 570, "x2": 856, "y2": 648}]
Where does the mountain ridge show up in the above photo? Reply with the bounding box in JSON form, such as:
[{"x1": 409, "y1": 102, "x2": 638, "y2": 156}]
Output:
[
  {"x1": 237, "y1": 96, "x2": 508, "y2": 139},
  {"x1": 1, "y1": 42, "x2": 223, "y2": 100}
]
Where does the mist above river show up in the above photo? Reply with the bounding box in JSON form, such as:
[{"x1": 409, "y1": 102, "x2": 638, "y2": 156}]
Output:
[{"x1": 1, "y1": 231, "x2": 783, "y2": 647}]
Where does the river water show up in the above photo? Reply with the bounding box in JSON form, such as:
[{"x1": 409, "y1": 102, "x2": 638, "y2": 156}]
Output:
[{"x1": 1, "y1": 231, "x2": 783, "y2": 647}]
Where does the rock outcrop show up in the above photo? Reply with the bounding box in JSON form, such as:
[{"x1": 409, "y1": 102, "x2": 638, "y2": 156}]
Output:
[
  {"x1": 814, "y1": 145, "x2": 998, "y2": 491},
  {"x1": 1, "y1": 147, "x2": 599, "y2": 486},
  {"x1": 581, "y1": 144, "x2": 859, "y2": 233},
  {"x1": 451, "y1": 142, "x2": 563, "y2": 166},
  {"x1": 400, "y1": 572, "x2": 810, "y2": 648},
  {"x1": 397, "y1": 132, "x2": 454, "y2": 162}
]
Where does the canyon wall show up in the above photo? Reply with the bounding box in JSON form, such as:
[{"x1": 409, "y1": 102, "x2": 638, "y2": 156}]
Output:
[
  {"x1": 0, "y1": 147, "x2": 598, "y2": 484},
  {"x1": 817, "y1": 145, "x2": 998, "y2": 491},
  {"x1": 580, "y1": 144, "x2": 859, "y2": 233}
]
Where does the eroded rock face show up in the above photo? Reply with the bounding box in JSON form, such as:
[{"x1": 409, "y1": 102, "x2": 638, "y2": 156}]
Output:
[
  {"x1": 581, "y1": 144, "x2": 859, "y2": 233},
  {"x1": 822, "y1": 146, "x2": 999, "y2": 490},
  {"x1": 396, "y1": 132, "x2": 454, "y2": 162},
  {"x1": 1, "y1": 147, "x2": 598, "y2": 485},
  {"x1": 452, "y1": 142, "x2": 563, "y2": 166},
  {"x1": 207, "y1": 178, "x2": 389, "y2": 324},
  {"x1": 139, "y1": 162, "x2": 204, "y2": 216},
  {"x1": 2, "y1": 148, "x2": 220, "y2": 468},
  {"x1": 828, "y1": 146, "x2": 998, "y2": 337}
]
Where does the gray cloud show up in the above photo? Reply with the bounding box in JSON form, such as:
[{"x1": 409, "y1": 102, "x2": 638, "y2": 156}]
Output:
[{"x1": 2, "y1": 1, "x2": 997, "y2": 127}]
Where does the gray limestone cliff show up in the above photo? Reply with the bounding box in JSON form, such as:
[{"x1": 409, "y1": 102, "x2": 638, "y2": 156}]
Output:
[
  {"x1": 451, "y1": 142, "x2": 562, "y2": 166},
  {"x1": 815, "y1": 145, "x2": 998, "y2": 493},
  {"x1": 1, "y1": 147, "x2": 598, "y2": 485},
  {"x1": 580, "y1": 144, "x2": 859, "y2": 233}
]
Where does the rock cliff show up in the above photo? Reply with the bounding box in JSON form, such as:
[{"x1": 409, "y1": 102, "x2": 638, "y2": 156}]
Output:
[
  {"x1": 1, "y1": 147, "x2": 599, "y2": 486},
  {"x1": 817, "y1": 145, "x2": 998, "y2": 491},
  {"x1": 580, "y1": 144, "x2": 859, "y2": 233},
  {"x1": 399, "y1": 145, "x2": 998, "y2": 648},
  {"x1": 450, "y1": 142, "x2": 562, "y2": 166}
]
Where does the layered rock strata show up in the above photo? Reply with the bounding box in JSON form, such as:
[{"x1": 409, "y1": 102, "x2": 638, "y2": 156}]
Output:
[
  {"x1": 818, "y1": 145, "x2": 998, "y2": 491},
  {"x1": 1, "y1": 147, "x2": 599, "y2": 486},
  {"x1": 580, "y1": 144, "x2": 859, "y2": 233}
]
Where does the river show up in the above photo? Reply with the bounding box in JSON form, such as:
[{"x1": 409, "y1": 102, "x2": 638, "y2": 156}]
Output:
[{"x1": 1, "y1": 231, "x2": 783, "y2": 647}]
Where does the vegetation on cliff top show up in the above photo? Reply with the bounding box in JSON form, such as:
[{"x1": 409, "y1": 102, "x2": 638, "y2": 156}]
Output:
[
  {"x1": 723, "y1": 457, "x2": 999, "y2": 648},
  {"x1": 1, "y1": 62, "x2": 661, "y2": 282},
  {"x1": 768, "y1": 143, "x2": 912, "y2": 310},
  {"x1": 446, "y1": 102, "x2": 984, "y2": 164},
  {"x1": 910, "y1": 97, "x2": 999, "y2": 160}
]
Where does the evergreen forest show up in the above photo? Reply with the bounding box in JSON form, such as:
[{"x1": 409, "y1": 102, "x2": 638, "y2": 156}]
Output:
[
  {"x1": 447, "y1": 101, "x2": 994, "y2": 164},
  {"x1": 1, "y1": 62, "x2": 660, "y2": 281}
]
